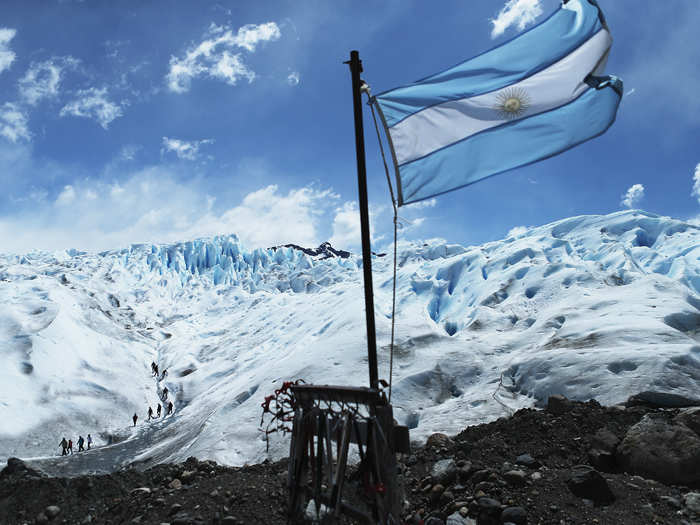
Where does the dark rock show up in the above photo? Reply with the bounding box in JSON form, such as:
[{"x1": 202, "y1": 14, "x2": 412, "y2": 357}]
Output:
[
  {"x1": 425, "y1": 517, "x2": 446, "y2": 525},
  {"x1": 36, "y1": 512, "x2": 48, "y2": 524},
  {"x1": 476, "y1": 497, "x2": 502, "y2": 525},
  {"x1": 617, "y1": 414, "x2": 700, "y2": 484},
  {"x1": 547, "y1": 395, "x2": 572, "y2": 415},
  {"x1": 169, "y1": 503, "x2": 183, "y2": 515},
  {"x1": 566, "y1": 465, "x2": 615, "y2": 506},
  {"x1": 471, "y1": 469, "x2": 491, "y2": 484},
  {"x1": 501, "y1": 506, "x2": 527, "y2": 525},
  {"x1": 1, "y1": 457, "x2": 43, "y2": 479},
  {"x1": 514, "y1": 454, "x2": 540, "y2": 468},
  {"x1": 502, "y1": 470, "x2": 527, "y2": 486},
  {"x1": 587, "y1": 448, "x2": 617, "y2": 472},
  {"x1": 430, "y1": 484, "x2": 446, "y2": 505},
  {"x1": 45, "y1": 505, "x2": 60, "y2": 518},
  {"x1": 675, "y1": 407, "x2": 700, "y2": 436},
  {"x1": 591, "y1": 428, "x2": 620, "y2": 452},
  {"x1": 626, "y1": 391, "x2": 700, "y2": 408}
]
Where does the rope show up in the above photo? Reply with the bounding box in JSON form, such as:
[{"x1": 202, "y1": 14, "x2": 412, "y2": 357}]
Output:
[{"x1": 363, "y1": 82, "x2": 399, "y2": 404}]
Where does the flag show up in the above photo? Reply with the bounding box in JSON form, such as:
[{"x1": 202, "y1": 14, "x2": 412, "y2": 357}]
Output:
[{"x1": 373, "y1": 0, "x2": 622, "y2": 206}]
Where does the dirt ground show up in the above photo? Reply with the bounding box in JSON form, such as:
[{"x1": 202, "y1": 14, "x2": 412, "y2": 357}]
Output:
[{"x1": 1, "y1": 399, "x2": 699, "y2": 524}]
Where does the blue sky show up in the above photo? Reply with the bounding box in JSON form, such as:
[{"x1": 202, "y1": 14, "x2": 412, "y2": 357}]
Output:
[{"x1": 1, "y1": 0, "x2": 699, "y2": 254}]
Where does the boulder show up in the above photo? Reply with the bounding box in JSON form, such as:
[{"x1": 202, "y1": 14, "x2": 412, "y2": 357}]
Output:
[
  {"x1": 426, "y1": 433, "x2": 454, "y2": 449},
  {"x1": 431, "y1": 458, "x2": 458, "y2": 485},
  {"x1": 675, "y1": 407, "x2": 700, "y2": 436},
  {"x1": 501, "y1": 506, "x2": 527, "y2": 525},
  {"x1": 566, "y1": 465, "x2": 615, "y2": 506},
  {"x1": 684, "y1": 492, "x2": 700, "y2": 514},
  {"x1": 626, "y1": 391, "x2": 700, "y2": 408},
  {"x1": 617, "y1": 415, "x2": 700, "y2": 484},
  {"x1": 476, "y1": 497, "x2": 501, "y2": 525}
]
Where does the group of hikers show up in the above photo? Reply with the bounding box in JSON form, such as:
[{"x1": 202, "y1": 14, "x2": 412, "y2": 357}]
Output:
[
  {"x1": 59, "y1": 434, "x2": 92, "y2": 456},
  {"x1": 131, "y1": 361, "x2": 174, "y2": 427}
]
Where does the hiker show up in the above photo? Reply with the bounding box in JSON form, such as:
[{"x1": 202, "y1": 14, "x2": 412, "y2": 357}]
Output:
[
  {"x1": 77, "y1": 435, "x2": 85, "y2": 452},
  {"x1": 153, "y1": 364, "x2": 159, "y2": 377},
  {"x1": 87, "y1": 434, "x2": 93, "y2": 450},
  {"x1": 67, "y1": 439, "x2": 73, "y2": 454},
  {"x1": 157, "y1": 403, "x2": 162, "y2": 418},
  {"x1": 161, "y1": 368, "x2": 168, "y2": 380},
  {"x1": 60, "y1": 437, "x2": 68, "y2": 456},
  {"x1": 148, "y1": 406, "x2": 154, "y2": 420},
  {"x1": 167, "y1": 401, "x2": 173, "y2": 415},
  {"x1": 151, "y1": 361, "x2": 156, "y2": 374},
  {"x1": 133, "y1": 413, "x2": 138, "y2": 427},
  {"x1": 162, "y1": 386, "x2": 168, "y2": 400}
]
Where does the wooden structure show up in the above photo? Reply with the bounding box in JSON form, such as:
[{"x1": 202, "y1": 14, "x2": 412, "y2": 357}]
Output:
[{"x1": 286, "y1": 385, "x2": 409, "y2": 524}]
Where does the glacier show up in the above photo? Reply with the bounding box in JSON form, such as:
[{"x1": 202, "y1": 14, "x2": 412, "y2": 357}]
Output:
[{"x1": 1, "y1": 209, "x2": 699, "y2": 474}]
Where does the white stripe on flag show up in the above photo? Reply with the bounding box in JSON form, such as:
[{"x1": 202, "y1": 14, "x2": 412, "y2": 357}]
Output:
[{"x1": 390, "y1": 29, "x2": 612, "y2": 167}]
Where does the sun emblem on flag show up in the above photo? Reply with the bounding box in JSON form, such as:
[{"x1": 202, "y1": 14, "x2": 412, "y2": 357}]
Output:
[{"x1": 495, "y1": 87, "x2": 530, "y2": 119}]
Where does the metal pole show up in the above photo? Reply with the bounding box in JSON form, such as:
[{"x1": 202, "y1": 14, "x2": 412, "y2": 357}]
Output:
[{"x1": 346, "y1": 50, "x2": 379, "y2": 390}]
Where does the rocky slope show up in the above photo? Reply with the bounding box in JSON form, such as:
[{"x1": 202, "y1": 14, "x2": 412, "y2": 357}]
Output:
[{"x1": 1, "y1": 395, "x2": 699, "y2": 525}]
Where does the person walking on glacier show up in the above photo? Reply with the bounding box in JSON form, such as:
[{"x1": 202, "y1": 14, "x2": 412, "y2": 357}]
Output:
[
  {"x1": 148, "y1": 406, "x2": 154, "y2": 420},
  {"x1": 77, "y1": 435, "x2": 85, "y2": 452},
  {"x1": 167, "y1": 401, "x2": 173, "y2": 415},
  {"x1": 150, "y1": 361, "x2": 156, "y2": 375},
  {"x1": 153, "y1": 364, "x2": 159, "y2": 378},
  {"x1": 161, "y1": 386, "x2": 168, "y2": 400},
  {"x1": 132, "y1": 413, "x2": 138, "y2": 427},
  {"x1": 87, "y1": 434, "x2": 93, "y2": 450},
  {"x1": 59, "y1": 437, "x2": 68, "y2": 456},
  {"x1": 156, "y1": 403, "x2": 162, "y2": 418},
  {"x1": 67, "y1": 439, "x2": 73, "y2": 454}
]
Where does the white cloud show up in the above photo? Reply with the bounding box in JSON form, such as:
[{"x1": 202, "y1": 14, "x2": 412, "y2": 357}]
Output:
[
  {"x1": 0, "y1": 103, "x2": 30, "y2": 143},
  {"x1": 620, "y1": 183, "x2": 645, "y2": 209},
  {"x1": 287, "y1": 71, "x2": 300, "y2": 86},
  {"x1": 162, "y1": 137, "x2": 214, "y2": 160},
  {"x1": 119, "y1": 144, "x2": 141, "y2": 161},
  {"x1": 0, "y1": 174, "x2": 345, "y2": 253},
  {"x1": 490, "y1": 0, "x2": 543, "y2": 39},
  {"x1": 0, "y1": 28, "x2": 17, "y2": 74},
  {"x1": 56, "y1": 185, "x2": 76, "y2": 206},
  {"x1": 59, "y1": 87, "x2": 125, "y2": 129},
  {"x1": 328, "y1": 201, "x2": 384, "y2": 250},
  {"x1": 166, "y1": 22, "x2": 281, "y2": 93},
  {"x1": 692, "y1": 164, "x2": 700, "y2": 204},
  {"x1": 18, "y1": 57, "x2": 79, "y2": 105}
]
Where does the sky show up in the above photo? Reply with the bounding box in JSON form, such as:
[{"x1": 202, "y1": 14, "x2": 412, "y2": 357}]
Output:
[{"x1": 1, "y1": 0, "x2": 699, "y2": 254}]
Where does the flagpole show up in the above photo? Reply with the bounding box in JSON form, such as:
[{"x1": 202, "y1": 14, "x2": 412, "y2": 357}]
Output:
[{"x1": 346, "y1": 50, "x2": 379, "y2": 391}]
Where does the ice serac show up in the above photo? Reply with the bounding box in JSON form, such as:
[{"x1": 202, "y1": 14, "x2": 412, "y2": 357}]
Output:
[{"x1": 1, "y1": 210, "x2": 699, "y2": 473}]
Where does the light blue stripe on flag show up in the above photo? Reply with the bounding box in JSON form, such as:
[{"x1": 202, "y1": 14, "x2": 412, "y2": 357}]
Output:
[
  {"x1": 394, "y1": 83, "x2": 622, "y2": 204},
  {"x1": 377, "y1": 0, "x2": 604, "y2": 128}
]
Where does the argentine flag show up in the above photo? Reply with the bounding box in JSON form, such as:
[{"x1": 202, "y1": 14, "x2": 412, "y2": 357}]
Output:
[{"x1": 374, "y1": 0, "x2": 622, "y2": 206}]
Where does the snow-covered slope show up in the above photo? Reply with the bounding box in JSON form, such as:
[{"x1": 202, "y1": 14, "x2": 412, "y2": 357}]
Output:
[{"x1": 1, "y1": 210, "x2": 699, "y2": 471}]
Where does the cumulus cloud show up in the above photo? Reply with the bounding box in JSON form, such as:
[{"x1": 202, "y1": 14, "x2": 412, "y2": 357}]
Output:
[
  {"x1": 0, "y1": 174, "x2": 346, "y2": 253},
  {"x1": 491, "y1": 0, "x2": 543, "y2": 38},
  {"x1": 162, "y1": 137, "x2": 214, "y2": 160},
  {"x1": 287, "y1": 71, "x2": 300, "y2": 86},
  {"x1": 59, "y1": 87, "x2": 125, "y2": 129},
  {"x1": 18, "y1": 57, "x2": 79, "y2": 105},
  {"x1": 0, "y1": 103, "x2": 30, "y2": 143},
  {"x1": 328, "y1": 201, "x2": 384, "y2": 250},
  {"x1": 0, "y1": 28, "x2": 16, "y2": 74},
  {"x1": 166, "y1": 22, "x2": 281, "y2": 93},
  {"x1": 620, "y1": 183, "x2": 645, "y2": 209},
  {"x1": 692, "y1": 164, "x2": 700, "y2": 204}
]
